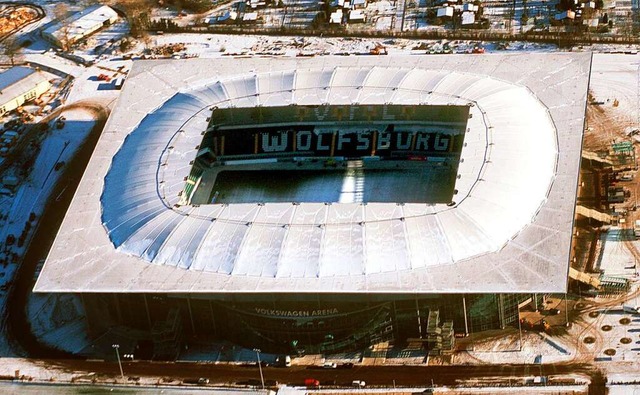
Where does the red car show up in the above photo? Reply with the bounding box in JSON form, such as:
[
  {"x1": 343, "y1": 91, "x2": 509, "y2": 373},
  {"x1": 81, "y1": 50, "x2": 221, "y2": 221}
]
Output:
[{"x1": 304, "y1": 378, "x2": 320, "y2": 387}]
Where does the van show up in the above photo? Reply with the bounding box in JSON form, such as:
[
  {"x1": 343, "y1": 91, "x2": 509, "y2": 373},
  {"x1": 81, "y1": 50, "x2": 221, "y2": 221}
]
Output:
[
  {"x1": 352, "y1": 380, "x2": 366, "y2": 388},
  {"x1": 276, "y1": 355, "x2": 291, "y2": 367}
]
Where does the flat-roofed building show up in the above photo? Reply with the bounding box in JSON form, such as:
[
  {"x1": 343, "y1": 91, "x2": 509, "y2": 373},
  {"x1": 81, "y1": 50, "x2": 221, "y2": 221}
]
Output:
[
  {"x1": 42, "y1": 5, "x2": 118, "y2": 49},
  {"x1": 0, "y1": 66, "x2": 51, "y2": 116}
]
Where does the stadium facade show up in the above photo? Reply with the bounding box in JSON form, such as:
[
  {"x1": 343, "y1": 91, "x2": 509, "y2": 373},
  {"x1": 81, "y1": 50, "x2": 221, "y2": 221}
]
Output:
[{"x1": 35, "y1": 54, "x2": 591, "y2": 356}]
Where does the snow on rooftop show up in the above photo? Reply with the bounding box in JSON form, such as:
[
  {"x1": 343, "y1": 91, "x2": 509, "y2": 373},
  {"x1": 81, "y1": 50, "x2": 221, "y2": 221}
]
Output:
[
  {"x1": 0, "y1": 67, "x2": 48, "y2": 104},
  {"x1": 0, "y1": 67, "x2": 34, "y2": 92},
  {"x1": 43, "y1": 5, "x2": 118, "y2": 43},
  {"x1": 34, "y1": 54, "x2": 590, "y2": 294}
]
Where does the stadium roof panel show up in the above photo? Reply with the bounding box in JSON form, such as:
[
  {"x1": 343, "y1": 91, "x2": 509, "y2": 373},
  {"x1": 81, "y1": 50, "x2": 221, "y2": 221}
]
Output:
[{"x1": 34, "y1": 53, "x2": 591, "y2": 294}]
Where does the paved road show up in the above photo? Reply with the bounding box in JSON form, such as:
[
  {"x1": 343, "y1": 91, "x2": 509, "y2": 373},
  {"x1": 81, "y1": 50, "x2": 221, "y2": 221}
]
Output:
[{"x1": 31, "y1": 359, "x2": 604, "y2": 390}]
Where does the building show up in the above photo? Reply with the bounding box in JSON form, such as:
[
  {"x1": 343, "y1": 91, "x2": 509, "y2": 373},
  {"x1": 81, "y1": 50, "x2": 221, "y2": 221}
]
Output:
[
  {"x1": 554, "y1": 10, "x2": 576, "y2": 21},
  {"x1": 437, "y1": 6, "x2": 454, "y2": 18},
  {"x1": 0, "y1": 66, "x2": 51, "y2": 117},
  {"x1": 42, "y1": 5, "x2": 118, "y2": 49},
  {"x1": 349, "y1": 10, "x2": 366, "y2": 23},
  {"x1": 35, "y1": 54, "x2": 590, "y2": 356}
]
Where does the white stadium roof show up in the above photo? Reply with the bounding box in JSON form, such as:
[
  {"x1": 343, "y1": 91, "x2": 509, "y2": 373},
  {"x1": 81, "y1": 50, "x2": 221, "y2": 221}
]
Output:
[{"x1": 35, "y1": 53, "x2": 591, "y2": 294}]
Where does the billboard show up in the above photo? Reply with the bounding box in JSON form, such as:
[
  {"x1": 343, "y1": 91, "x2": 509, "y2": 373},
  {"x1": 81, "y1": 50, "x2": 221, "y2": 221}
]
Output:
[{"x1": 207, "y1": 104, "x2": 469, "y2": 160}]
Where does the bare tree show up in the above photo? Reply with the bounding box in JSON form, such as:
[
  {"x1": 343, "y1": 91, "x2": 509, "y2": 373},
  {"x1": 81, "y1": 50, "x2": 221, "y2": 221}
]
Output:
[
  {"x1": 1, "y1": 36, "x2": 22, "y2": 66},
  {"x1": 139, "y1": 30, "x2": 152, "y2": 52},
  {"x1": 53, "y1": 3, "x2": 73, "y2": 51},
  {"x1": 53, "y1": 3, "x2": 69, "y2": 21}
]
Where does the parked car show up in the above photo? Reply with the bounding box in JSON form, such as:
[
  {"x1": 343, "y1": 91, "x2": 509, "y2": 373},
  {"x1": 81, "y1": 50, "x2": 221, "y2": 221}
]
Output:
[
  {"x1": 352, "y1": 380, "x2": 366, "y2": 388},
  {"x1": 304, "y1": 378, "x2": 320, "y2": 388}
]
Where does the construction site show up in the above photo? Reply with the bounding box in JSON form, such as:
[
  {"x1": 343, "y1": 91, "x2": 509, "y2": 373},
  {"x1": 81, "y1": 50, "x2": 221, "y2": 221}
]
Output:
[{"x1": 570, "y1": 60, "x2": 640, "y2": 298}]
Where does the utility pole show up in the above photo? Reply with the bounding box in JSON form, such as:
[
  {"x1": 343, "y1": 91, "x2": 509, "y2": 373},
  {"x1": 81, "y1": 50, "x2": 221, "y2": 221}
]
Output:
[
  {"x1": 565, "y1": 292, "x2": 570, "y2": 327},
  {"x1": 254, "y1": 348, "x2": 265, "y2": 389},
  {"x1": 517, "y1": 307, "x2": 523, "y2": 351},
  {"x1": 112, "y1": 344, "x2": 124, "y2": 380}
]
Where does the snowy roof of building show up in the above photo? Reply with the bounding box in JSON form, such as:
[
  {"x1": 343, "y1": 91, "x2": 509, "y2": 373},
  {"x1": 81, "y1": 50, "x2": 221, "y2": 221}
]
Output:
[
  {"x1": 349, "y1": 10, "x2": 366, "y2": 19},
  {"x1": 461, "y1": 11, "x2": 475, "y2": 24},
  {"x1": 437, "y1": 7, "x2": 454, "y2": 17},
  {"x1": 0, "y1": 67, "x2": 49, "y2": 104},
  {"x1": 43, "y1": 5, "x2": 117, "y2": 41},
  {"x1": 34, "y1": 53, "x2": 591, "y2": 294}
]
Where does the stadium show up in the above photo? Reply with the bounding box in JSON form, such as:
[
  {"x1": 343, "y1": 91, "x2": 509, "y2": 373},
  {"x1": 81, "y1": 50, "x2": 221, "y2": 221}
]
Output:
[{"x1": 35, "y1": 53, "x2": 591, "y2": 357}]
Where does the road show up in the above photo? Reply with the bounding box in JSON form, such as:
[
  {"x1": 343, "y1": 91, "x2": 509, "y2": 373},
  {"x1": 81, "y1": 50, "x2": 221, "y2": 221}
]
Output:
[{"x1": 32, "y1": 359, "x2": 603, "y2": 389}]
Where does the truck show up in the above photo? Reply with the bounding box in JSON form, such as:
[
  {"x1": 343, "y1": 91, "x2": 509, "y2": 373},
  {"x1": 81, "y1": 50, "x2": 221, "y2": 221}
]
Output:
[
  {"x1": 635, "y1": 220, "x2": 640, "y2": 238},
  {"x1": 114, "y1": 77, "x2": 125, "y2": 90}
]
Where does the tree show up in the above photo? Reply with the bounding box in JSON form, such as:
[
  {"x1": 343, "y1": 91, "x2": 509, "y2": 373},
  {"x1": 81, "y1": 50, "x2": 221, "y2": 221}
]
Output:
[
  {"x1": 53, "y1": 4, "x2": 73, "y2": 51},
  {"x1": 53, "y1": 3, "x2": 69, "y2": 21},
  {"x1": 139, "y1": 30, "x2": 152, "y2": 52},
  {"x1": 1, "y1": 36, "x2": 22, "y2": 66}
]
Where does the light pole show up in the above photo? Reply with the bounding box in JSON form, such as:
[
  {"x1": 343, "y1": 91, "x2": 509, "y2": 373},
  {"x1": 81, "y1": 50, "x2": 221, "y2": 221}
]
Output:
[
  {"x1": 112, "y1": 344, "x2": 124, "y2": 380},
  {"x1": 253, "y1": 348, "x2": 265, "y2": 389}
]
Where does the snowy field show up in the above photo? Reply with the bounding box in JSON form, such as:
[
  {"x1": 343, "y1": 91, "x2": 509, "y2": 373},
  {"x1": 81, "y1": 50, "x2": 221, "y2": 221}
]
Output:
[
  {"x1": 590, "y1": 53, "x2": 640, "y2": 136},
  {"x1": 147, "y1": 32, "x2": 559, "y2": 58}
]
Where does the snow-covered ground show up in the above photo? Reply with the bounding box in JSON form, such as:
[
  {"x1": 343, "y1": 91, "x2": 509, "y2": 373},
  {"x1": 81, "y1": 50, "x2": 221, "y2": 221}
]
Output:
[
  {"x1": 597, "y1": 229, "x2": 640, "y2": 278},
  {"x1": 455, "y1": 332, "x2": 574, "y2": 365},
  {"x1": 589, "y1": 53, "x2": 640, "y2": 135},
  {"x1": 608, "y1": 384, "x2": 640, "y2": 394},
  {"x1": 0, "y1": 107, "x2": 96, "y2": 357},
  {"x1": 151, "y1": 33, "x2": 560, "y2": 57},
  {"x1": 28, "y1": 292, "x2": 89, "y2": 354},
  {"x1": 591, "y1": 306, "x2": 640, "y2": 363}
]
